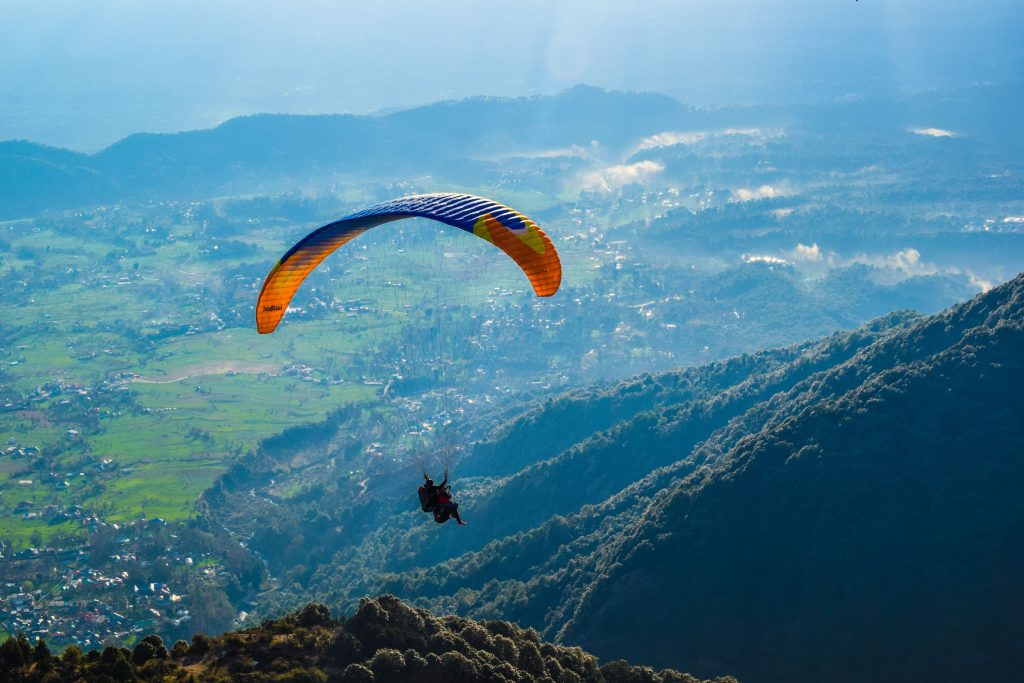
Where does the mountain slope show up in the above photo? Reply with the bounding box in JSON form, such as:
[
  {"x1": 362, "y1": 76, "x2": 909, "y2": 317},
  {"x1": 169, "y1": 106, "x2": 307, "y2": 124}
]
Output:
[
  {"x1": 284, "y1": 314, "x2": 916, "y2": 597},
  {"x1": 0, "y1": 141, "x2": 113, "y2": 217},
  {"x1": 303, "y1": 274, "x2": 1024, "y2": 683},
  {"x1": 559, "y1": 277, "x2": 1024, "y2": 682}
]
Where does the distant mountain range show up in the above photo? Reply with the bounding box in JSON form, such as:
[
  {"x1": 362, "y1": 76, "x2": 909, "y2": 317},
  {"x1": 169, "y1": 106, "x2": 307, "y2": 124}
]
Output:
[
  {"x1": 0, "y1": 85, "x2": 689, "y2": 218},
  {"x1": 3, "y1": 82, "x2": 1021, "y2": 219},
  {"x1": 235, "y1": 270, "x2": 1024, "y2": 683}
]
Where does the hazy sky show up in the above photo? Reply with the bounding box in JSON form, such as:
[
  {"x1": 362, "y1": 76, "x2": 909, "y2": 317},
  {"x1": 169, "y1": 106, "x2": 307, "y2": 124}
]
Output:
[{"x1": 2, "y1": 0, "x2": 1021, "y2": 151}]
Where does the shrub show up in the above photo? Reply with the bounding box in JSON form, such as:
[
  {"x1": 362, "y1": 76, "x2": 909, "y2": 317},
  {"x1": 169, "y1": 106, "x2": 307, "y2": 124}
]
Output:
[
  {"x1": 296, "y1": 603, "x2": 334, "y2": 629},
  {"x1": 327, "y1": 631, "x2": 362, "y2": 667},
  {"x1": 61, "y1": 644, "x2": 84, "y2": 669},
  {"x1": 170, "y1": 641, "x2": 189, "y2": 659},
  {"x1": 140, "y1": 635, "x2": 168, "y2": 660},
  {"x1": 132, "y1": 640, "x2": 156, "y2": 666},
  {"x1": 339, "y1": 663, "x2": 375, "y2": 682},
  {"x1": 368, "y1": 648, "x2": 407, "y2": 683},
  {"x1": 189, "y1": 634, "x2": 212, "y2": 657},
  {"x1": 492, "y1": 634, "x2": 518, "y2": 663}
]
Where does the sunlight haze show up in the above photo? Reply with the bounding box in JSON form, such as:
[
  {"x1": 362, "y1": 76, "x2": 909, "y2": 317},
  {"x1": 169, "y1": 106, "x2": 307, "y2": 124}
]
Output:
[{"x1": 2, "y1": 0, "x2": 1021, "y2": 150}]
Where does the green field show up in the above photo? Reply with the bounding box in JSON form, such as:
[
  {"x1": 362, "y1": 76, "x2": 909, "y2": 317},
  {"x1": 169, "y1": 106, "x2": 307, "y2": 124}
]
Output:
[{"x1": 0, "y1": 206, "x2": 389, "y2": 543}]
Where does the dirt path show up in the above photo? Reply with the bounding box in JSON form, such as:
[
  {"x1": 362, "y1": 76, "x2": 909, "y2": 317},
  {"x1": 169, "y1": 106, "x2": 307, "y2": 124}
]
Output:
[{"x1": 133, "y1": 361, "x2": 279, "y2": 384}]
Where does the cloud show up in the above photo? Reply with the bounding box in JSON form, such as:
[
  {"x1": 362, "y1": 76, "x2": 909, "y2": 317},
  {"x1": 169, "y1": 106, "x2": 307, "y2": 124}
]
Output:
[
  {"x1": 803, "y1": 246, "x2": 934, "y2": 277},
  {"x1": 733, "y1": 184, "x2": 783, "y2": 202},
  {"x1": 742, "y1": 254, "x2": 788, "y2": 265},
  {"x1": 910, "y1": 127, "x2": 955, "y2": 137},
  {"x1": 581, "y1": 160, "x2": 664, "y2": 192},
  {"x1": 779, "y1": 242, "x2": 992, "y2": 294},
  {"x1": 637, "y1": 131, "x2": 707, "y2": 151},
  {"x1": 792, "y1": 243, "x2": 822, "y2": 262},
  {"x1": 635, "y1": 127, "x2": 771, "y2": 153},
  {"x1": 969, "y1": 275, "x2": 995, "y2": 292},
  {"x1": 851, "y1": 248, "x2": 935, "y2": 275},
  {"x1": 847, "y1": 247, "x2": 993, "y2": 293}
]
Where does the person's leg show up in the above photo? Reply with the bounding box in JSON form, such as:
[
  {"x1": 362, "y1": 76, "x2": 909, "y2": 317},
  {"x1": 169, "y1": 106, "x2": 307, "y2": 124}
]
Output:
[{"x1": 451, "y1": 502, "x2": 466, "y2": 525}]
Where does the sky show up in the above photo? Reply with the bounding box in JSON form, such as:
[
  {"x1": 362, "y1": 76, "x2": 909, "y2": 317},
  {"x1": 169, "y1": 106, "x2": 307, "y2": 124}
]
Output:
[{"x1": 2, "y1": 0, "x2": 1022, "y2": 151}]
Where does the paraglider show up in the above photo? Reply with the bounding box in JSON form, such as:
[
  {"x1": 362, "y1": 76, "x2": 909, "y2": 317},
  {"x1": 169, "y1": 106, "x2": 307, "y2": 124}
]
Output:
[
  {"x1": 256, "y1": 192, "x2": 560, "y2": 529},
  {"x1": 255, "y1": 192, "x2": 562, "y2": 334},
  {"x1": 418, "y1": 469, "x2": 465, "y2": 525}
]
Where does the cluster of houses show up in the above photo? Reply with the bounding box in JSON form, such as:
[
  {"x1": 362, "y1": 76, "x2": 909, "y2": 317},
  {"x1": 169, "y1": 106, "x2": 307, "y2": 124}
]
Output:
[
  {"x1": 7, "y1": 496, "x2": 111, "y2": 529},
  {"x1": 1, "y1": 576, "x2": 190, "y2": 649},
  {"x1": 1, "y1": 371, "x2": 134, "y2": 414},
  {"x1": 1, "y1": 560, "x2": 194, "y2": 649},
  {"x1": 282, "y1": 363, "x2": 318, "y2": 381},
  {"x1": 0, "y1": 513, "x2": 215, "y2": 650},
  {"x1": 2, "y1": 443, "x2": 40, "y2": 459}
]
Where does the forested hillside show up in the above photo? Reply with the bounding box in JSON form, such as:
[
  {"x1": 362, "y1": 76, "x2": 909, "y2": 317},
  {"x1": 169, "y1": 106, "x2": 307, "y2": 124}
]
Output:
[
  {"x1": 557, "y1": 272, "x2": 1024, "y2": 682},
  {"x1": 213, "y1": 312, "x2": 917, "y2": 601},
  {"x1": 0, "y1": 597, "x2": 737, "y2": 683},
  {"x1": 261, "y1": 273, "x2": 1024, "y2": 683}
]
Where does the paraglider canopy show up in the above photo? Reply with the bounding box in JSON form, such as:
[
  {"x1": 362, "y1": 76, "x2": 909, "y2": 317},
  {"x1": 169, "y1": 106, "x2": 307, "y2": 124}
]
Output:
[{"x1": 256, "y1": 193, "x2": 562, "y2": 334}]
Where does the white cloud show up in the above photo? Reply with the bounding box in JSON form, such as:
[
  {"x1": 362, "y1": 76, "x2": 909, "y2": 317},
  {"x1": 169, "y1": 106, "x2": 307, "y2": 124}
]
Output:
[
  {"x1": 910, "y1": 127, "x2": 955, "y2": 137},
  {"x1": 969, "y1": 275, "x2": 994, "y2": 292},
  {"x1": 581, "y1": 160, "x2": 664, "y2": 192},
  {"x1": 635, "y1": 127, "x2": 772, "y2": 153},
  {"x1": 742, "y1": 254, "x2": 788, "y2": 265},
  {"x1": 792, "y1": 243, "x2": 822, "y2": 262},
  {"x1": 849, "y1": 247, "x2": 993, "y2": 293},
  {"x1": 733, "y1": 184, "x2": 782, "y2": 202},
  {"x1": 820, "y1": 247, "x2": 935, "y2": 279},
  {"x1": 637, "y1": 131, "x2": 707, "y2": 151},
  {"x1": 783, "y1": 242, "x2": 992, "y2": 294},
  {"x1": 855, "y1": 248, "x2": 932, "y2": 274}
]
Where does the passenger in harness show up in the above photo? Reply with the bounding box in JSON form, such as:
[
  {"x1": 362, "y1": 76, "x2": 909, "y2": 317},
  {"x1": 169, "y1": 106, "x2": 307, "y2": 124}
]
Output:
[{"x1": 418, "y1": 469, "x2": 466, "y2": 525}]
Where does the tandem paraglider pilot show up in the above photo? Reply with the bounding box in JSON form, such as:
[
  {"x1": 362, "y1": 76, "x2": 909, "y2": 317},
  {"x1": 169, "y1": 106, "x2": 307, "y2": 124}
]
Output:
[{"x1": 418, "y1": 470, "x2": 466, "y2": 525}]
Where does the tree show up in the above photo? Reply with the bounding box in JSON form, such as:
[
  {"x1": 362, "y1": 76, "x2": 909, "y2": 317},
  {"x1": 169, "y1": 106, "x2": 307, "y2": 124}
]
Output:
[
  {"x1": 188, "y1": 585, "x2": 235, "y2": 636},
  {"x1": 132, "y1": 640, "x2": 155, "y2": 666},
  {"x1": 97, "y1": 646, "x2": 136, "y2": 682},
  {"x1": 0, "y1": 636, "x2": 29, "y2": 676},
  {"x1": 61, "y1": 644, "x2": 84, "y2": 670},
  {"x1": 33, "y1": 638, "x2": 54, "y2": 672},
  {"x1": 139, "y1": 635, "x2": 168, "y2": 660}
]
